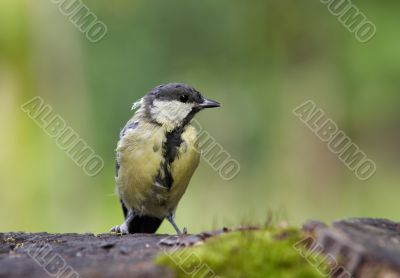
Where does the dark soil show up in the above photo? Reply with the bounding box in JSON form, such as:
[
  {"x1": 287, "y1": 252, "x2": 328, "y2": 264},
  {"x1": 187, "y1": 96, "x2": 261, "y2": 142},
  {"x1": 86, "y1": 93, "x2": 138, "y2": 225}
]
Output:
[
  {"x1": 0, "y1": 232, "x2": 174, "y2": 278},
  {"x1": 2, "y1": 219, "x2": 400, "y2": 278}
]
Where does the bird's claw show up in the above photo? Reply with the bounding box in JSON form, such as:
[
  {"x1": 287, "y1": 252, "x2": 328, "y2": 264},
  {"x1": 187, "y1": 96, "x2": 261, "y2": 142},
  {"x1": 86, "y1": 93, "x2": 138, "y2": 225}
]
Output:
[{"x1": 110, "y1": 224, "x2": 129, "y2": 235}]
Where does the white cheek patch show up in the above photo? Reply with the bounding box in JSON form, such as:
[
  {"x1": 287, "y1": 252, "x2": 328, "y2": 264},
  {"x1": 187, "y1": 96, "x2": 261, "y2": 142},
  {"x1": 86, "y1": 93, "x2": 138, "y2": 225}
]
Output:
[{"x1": 151, "y1": 100, "x2": 194, "y2": 127}]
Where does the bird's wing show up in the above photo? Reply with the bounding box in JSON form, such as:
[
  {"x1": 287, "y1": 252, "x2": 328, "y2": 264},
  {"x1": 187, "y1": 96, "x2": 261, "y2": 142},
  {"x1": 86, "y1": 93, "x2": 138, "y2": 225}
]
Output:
[
  {"x1": 116, "y1": 120, "x2": 140, "y2": 219},
  {"x1": 119, "y1": 121, "x2": 139, "y2": 139},
  {"x1": 116, "y1": 121, "x2": 139, "y2": 178}
]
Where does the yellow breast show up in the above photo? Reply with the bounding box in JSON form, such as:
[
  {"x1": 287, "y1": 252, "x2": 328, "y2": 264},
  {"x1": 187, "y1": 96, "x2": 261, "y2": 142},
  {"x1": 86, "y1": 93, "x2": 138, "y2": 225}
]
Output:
[
  {"x1": 168, "y1": 125, "x2": 200, "y2": 210},
  {"x1": 116, "y1": 122, "x2": 200, "y2": 218}
]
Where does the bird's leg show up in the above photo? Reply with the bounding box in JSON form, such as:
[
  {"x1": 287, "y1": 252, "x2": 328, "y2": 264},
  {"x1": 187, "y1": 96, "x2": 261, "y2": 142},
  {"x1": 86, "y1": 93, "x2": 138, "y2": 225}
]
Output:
[
  {"x1": 166, "y1": 213, "x2": 185, "y2": 236},
  {"x1": 110, "y1": 211, "x2": 136, "y2": 234}
]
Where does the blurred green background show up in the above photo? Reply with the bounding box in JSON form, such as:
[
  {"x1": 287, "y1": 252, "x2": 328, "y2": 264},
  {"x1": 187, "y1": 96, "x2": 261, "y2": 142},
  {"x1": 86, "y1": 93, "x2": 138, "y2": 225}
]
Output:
[{"x1": 1, "y1": 0, "x2": 399, "y2": 234}]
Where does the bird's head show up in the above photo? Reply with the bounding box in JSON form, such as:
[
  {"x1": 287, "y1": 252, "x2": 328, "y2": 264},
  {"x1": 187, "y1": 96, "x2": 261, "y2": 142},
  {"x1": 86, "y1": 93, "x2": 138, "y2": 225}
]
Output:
[{"x1": 133, "y1": 83, "x2": 220, "y2": 130}]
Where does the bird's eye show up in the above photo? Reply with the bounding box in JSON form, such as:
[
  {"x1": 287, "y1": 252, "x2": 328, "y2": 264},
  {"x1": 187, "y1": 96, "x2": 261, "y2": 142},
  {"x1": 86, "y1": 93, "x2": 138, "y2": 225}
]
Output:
[{"x1": 180, "y1": 95, "x2": 189, "y2": 103}]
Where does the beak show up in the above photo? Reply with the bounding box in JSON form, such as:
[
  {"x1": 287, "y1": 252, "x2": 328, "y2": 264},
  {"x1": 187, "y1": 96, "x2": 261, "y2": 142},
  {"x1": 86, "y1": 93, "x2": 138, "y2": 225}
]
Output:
[{"x1": 198, "y1": 98, "x2": 221, "y2": 108}]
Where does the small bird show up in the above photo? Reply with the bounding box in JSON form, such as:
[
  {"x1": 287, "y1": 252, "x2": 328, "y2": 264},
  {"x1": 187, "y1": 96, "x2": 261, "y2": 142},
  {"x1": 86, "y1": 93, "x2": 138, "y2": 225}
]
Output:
[{"x1": 111, "y1": 83, "x2": 220, "y2": 235}]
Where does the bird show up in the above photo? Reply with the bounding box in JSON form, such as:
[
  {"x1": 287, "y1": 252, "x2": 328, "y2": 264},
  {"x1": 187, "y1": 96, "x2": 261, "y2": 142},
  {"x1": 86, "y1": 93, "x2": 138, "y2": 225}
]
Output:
[{"x1": 111, "y1": 83, "x2": 220, "y2": 235}]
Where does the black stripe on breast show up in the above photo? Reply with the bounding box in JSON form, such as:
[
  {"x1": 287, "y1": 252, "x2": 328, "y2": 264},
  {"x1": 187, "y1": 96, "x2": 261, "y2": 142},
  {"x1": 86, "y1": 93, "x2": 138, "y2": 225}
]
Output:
[
  {"x1": 156, "y1": 126, "x2": 185, "y2": 189},
  {"x1": 155, "y1": 109, "x2": 198, "y2": 190}
]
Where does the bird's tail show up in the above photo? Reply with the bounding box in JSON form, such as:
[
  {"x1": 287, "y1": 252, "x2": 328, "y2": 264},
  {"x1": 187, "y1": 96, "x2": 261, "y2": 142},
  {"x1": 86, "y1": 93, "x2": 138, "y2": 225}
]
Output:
[{"x1": 127, "y1": 215, "x2": 164, "y2": 233}]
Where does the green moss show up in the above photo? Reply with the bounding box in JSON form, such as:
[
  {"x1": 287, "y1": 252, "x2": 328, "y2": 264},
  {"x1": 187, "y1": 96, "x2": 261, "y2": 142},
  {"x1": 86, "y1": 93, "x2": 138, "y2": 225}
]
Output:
[{"x1": 156, "y1": 228, "x2": 323, "y2": 278}]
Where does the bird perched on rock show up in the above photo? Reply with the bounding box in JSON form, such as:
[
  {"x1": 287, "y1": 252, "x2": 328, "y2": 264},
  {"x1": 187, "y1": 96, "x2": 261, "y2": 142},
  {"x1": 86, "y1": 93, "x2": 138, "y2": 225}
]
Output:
[{"x1": 111, "y1": 83, "x2": 220, "y2": 234}]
